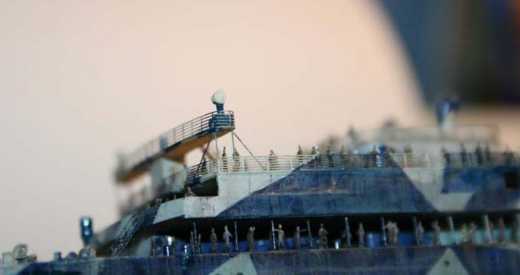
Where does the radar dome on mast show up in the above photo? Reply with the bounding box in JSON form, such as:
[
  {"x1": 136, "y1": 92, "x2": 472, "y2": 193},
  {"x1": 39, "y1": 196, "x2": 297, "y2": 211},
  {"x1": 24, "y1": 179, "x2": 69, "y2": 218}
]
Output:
[{"x1": 212, "y1": 89, "x2": 226, "y2": 112}]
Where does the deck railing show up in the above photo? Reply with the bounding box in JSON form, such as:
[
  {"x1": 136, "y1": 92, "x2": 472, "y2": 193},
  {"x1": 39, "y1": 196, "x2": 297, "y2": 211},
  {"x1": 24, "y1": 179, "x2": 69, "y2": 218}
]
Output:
[
  {"x1": 121, "y1": 111, "x2": 235, "y2": 173},
  {"x1": 186, "y1": 155, "x2": 317, "y2": 185},
  {"x1": 185, "y1": 151, "x2": 520, "y2": 185},
  {"x1": 189, "y1": 154, "x2": 315, "y2": 176}
]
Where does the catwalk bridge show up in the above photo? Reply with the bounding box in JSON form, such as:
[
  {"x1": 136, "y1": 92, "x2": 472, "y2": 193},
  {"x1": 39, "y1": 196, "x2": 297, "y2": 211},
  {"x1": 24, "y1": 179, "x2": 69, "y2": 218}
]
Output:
[{"x1": 116, "y1": 110, "x2": 235, "y2": 182}]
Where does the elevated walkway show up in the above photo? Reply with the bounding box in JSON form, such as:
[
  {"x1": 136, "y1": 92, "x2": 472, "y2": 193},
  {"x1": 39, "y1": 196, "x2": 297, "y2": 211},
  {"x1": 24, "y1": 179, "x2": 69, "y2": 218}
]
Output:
[{"x1": 116, "y1": 111, "x2": 235, "y2": 183}]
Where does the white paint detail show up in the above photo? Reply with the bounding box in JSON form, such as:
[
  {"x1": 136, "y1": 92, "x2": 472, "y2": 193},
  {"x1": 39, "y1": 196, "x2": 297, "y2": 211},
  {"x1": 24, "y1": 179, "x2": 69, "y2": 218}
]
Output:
[
  {"x1": 210, "y1": 253, "x2": 257, "y2": 275},
  {"x1": 154, "y1": 199, "x2": 186, "y2": 224},
  {"x1": 400, "y1": 167, "x2": 473, "y2": 211},
  {"x1": 153, "y1": 171, "x2": 290, "y2": 223},
  {"x1": 427, "y1": 249, "x2": 468, "y2": 275}
]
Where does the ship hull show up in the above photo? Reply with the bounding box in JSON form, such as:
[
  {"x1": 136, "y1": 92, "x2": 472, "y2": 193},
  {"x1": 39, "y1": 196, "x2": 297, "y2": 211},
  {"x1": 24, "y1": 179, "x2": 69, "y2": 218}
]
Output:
[{"x1": 15, "y1": 245, "x2": 520, "y2": 275}]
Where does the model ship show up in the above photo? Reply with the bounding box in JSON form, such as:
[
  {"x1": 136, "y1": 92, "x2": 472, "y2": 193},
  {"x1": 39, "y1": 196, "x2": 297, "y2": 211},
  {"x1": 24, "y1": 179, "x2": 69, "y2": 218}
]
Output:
[{"x1": 2, "y1": 92, "x2": 520, "y2": 274}]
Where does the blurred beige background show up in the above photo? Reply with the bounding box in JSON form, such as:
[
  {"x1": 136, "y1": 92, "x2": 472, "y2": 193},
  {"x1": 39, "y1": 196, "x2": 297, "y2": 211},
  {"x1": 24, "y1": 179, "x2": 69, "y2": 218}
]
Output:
[{"x1": 0, "y1": 0, "x2": 517, "y2": 260}]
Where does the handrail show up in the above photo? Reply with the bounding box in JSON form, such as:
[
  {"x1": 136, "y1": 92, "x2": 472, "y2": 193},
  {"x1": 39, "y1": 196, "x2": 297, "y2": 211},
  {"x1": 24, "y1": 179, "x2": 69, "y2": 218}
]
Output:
[
  {"x1": 185, "y1": 152, "x2": 520, "y2": 184},
  {"x1": 188, "y1": 154, "x2": 317, "y2": 180},
  {"x1": 119, "y1": 111, "x2": 235, "y2": 175},
  {"x1": 181, "y1": 155, "x2": 318, "y2": 186}
]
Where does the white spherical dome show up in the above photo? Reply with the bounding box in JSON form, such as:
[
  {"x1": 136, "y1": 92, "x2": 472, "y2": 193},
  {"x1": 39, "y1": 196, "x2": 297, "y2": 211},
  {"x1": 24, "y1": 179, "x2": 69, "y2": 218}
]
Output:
[{"x1": 211, "y1": 89, "x2": 226, "y2": 105}]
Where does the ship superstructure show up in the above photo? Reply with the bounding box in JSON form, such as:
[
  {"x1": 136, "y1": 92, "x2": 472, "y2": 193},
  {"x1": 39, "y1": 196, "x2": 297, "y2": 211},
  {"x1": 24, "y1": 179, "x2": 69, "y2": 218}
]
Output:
[{"x1": 3, "y1": 93, "x2": 520, "y2": 275}]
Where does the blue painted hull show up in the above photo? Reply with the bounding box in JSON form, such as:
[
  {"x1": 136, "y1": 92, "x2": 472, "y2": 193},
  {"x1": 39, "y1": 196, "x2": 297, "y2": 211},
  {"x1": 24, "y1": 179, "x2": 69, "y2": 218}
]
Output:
[{"x1": 17, "y1": 245, "x2": 520, "y2": 275}]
